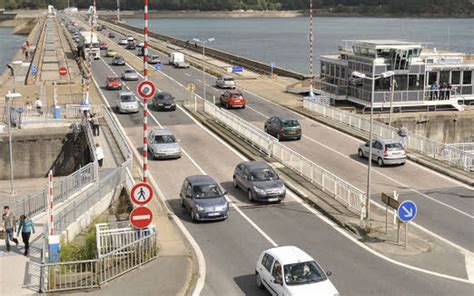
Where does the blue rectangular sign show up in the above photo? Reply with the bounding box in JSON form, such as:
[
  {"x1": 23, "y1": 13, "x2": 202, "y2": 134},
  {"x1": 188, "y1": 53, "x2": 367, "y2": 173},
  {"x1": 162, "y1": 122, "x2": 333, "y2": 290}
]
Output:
[{"x1": 232, "y1": 66, "x2": 243, "y2": 73}]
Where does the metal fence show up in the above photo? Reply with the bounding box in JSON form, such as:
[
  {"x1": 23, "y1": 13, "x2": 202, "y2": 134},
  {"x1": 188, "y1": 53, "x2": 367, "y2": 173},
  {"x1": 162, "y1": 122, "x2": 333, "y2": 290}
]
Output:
[
  {"x1": 39, "y1": 232, "x2": 157, "y2": 292},
  {"x1": 101, "y1": 105, "x2": 132, "y2": 161},
  {"x1": 0, "y1": 163, "x2": 97, "y2": 220},
  {"x1": 303, "y1": 99, "x2": 474, "y2": 171},
  {"x1": 203, "y1": 101, "x2": 366, "y2": 218}
]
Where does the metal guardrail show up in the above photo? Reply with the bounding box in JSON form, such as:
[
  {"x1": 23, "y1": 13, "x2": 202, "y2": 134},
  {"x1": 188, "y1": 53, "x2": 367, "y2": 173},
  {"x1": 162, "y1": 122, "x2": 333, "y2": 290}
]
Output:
[
  {"x1": 203, "y1": 100, "x2": 366, "y2": 218},
  {"x1": 39, "y1": 232, "x2": 157, "y2": 292},
  {"x1": 101, "y1": 105, "x2": 132, "y2": 161},
  {"x1": 303, "y1": 99, "x2": 474, "y2": 171}
]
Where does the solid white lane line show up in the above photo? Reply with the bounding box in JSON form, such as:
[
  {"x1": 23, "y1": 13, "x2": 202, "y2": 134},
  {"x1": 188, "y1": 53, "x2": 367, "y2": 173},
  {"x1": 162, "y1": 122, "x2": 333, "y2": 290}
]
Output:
[{"x1": 100, "y1": 41, "x2": 474, "y2": 283}]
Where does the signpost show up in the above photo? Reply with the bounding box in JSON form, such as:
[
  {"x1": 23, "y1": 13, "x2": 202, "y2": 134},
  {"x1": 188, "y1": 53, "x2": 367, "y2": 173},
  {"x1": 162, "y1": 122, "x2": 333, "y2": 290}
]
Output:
[
  {"x1": 130, "y1": 206, "x2": 153, "y2": 229},
  {"x1": 137, "y1": 80, "x2": 156, "y2": 99},
  {"x1": 131, "y1": 183, "x2": 153, "y2": 205},
  {"x1": 59, "y1": 66, "x2": 68, "y2": 76},
  {"x1": 397, "y1": 200, "x2": 417, "y2": 248},
  {"x1": 270, "y1": 63, "x2": 275, "y2": 78},
  {"x1": 154, "y1": 63, "x2": 161, "y2": 71},
  {"x1": 381, "y1": 192, "x2": 399, "y2": 233},
  {"x1": 232, "y1": 66, "x2": 243, "y2": 73},
  {"x1": 129, "y1": 182, "x2": 154, "y2": 229}
]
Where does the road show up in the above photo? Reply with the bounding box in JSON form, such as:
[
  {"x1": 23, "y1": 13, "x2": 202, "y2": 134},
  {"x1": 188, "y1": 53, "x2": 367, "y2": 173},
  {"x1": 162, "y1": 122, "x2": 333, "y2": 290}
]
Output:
[{"x1": 68, "y1": 23, "x2": 474, "y2": 295}]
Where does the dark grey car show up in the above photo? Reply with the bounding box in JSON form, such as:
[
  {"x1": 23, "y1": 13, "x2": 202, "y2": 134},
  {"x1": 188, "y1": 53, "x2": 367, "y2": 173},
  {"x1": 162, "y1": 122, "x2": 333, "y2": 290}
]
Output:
[
  {"x1": 180, "y1": 175, "x2": 229, "y2": 222},
  {"x1": 152, "y1": 92, "x2": 176, "y2": 111},
  {"x1": 233, "y1": 161, "x2": 286, "y2": 203}
]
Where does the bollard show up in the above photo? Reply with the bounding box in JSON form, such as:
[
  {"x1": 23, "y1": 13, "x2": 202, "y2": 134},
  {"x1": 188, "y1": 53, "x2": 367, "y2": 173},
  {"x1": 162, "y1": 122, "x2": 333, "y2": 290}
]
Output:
[
  {"x1": 194, "y1": 95, "x2": 197, "y2": 112},
  {"x1": 213, "y1": 95, "x2": 215, "y2": 105}
]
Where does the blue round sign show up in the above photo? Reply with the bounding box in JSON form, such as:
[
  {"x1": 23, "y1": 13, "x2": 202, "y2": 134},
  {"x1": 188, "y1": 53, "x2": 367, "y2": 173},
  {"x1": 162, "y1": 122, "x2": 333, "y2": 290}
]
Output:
[
  {"x1": 31, "y1": 65, "x2": 37, "y2": 76},
  {"x1": 155, "y1": 63, "x2": 161, "y2": 71},
  {"x1": 397, "y1": 200, "x2": 417, "y2": 222},
  {"x1": 18, "y1": 107, "x2": 24, "y2": 113}
]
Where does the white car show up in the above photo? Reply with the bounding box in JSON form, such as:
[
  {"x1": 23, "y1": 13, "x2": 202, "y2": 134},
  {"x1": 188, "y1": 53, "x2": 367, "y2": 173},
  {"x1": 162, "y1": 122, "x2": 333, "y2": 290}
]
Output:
[
  {"x1": 117, "y1": 91, "x2": 139, "y2": 113},
  {"x1": 118, "y1": 38, "x2": 128, "y2": 46},
  {"x1": 256, "y1": 246, "x2": 339, "y2": 296},
  {"x1": 216, "y1": 75, "x2": 236, "y2": 89},
  {"x1": 358, "y1": 138, "x2": 406, "y2": 166}
]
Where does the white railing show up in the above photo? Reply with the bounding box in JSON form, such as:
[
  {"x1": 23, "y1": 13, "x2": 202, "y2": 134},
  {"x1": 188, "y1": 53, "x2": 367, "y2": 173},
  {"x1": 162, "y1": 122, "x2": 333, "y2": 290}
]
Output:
[
  {"x1": 303, "y1": 99, "x2": 474, "y2": 171},
  {"x1": 204, "y1": 101, "x2": 366, "y2": 219}
]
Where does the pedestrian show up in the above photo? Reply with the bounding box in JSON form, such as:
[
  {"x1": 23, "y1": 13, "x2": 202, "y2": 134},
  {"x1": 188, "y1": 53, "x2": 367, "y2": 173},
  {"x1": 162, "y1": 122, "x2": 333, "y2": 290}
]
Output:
[
  {"x1": 397, "y1": 125, "x2": 408, "y2": 149},
  {"x1": 17, "y1": 215, "x2": 35, "y2": 256},
  {"x1": 91, "y1": 113, "x2": 100, "y2": 136},
  {"x1": 2, "y1": 206, "x2": 19, "y2": 252},
  {"x1": 34, "y1": 97, "x2": 43, "y2": 115},
  {"x1": 446, "y1": 83, "x2": 452, "y2": 100},
  {"x1": 430, "y1": 82, "x2": 438, "y2": 100},
  {"x1": 95, "y1": 143, "x2": 104, "y2": 168}
]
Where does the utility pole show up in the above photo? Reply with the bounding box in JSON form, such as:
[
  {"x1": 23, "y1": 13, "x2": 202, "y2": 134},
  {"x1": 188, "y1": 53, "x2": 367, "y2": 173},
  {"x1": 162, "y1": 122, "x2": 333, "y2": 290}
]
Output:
[
  {"x1": 117, "y1": 0, "x2": 120, "y2": 22},
  {"x1": 388, "y1": 77, "x2": 397, "y2": 127}
]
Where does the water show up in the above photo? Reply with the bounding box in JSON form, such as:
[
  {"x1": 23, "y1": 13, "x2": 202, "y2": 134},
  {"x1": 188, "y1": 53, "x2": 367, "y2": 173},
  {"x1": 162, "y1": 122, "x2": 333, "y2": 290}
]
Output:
[
  {"x1": 0, "y1": 27, "x2": 25, "y2": 73},
  {"x1": 127, "y1": 17, "x2": 474, "y2": 74}
]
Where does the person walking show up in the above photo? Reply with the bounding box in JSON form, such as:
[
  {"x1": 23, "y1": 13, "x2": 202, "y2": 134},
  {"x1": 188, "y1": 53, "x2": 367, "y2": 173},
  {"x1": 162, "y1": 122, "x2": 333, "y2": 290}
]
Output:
[
  {"x1": 91, "y1": 114, "x2": 100, "y2": 136},
  {"x1": 2, "y1": 206, "x2": 19, "y2": 252},
  {"x1": 17, "y1": 215, "x2": 35, "y2": 256},
  {"x1": 397, "y1": 125, "x2": 408, "y2": 149},
  {"x1": 34, "y1": 97, "x2": 43, "y2": 115},
  {"x1": 96, "y1": 143, "x2": 104, "y2": 168}
]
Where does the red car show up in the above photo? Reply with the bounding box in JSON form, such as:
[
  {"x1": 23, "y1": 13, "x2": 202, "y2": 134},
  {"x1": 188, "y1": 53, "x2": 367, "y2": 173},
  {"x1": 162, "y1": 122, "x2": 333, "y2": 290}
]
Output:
[
  {"x1": 219, "y1": 90, "x2": 246, "y2": 109},
  {"x1": 106, "y1": 76, "x2": 122, "y2": 90},
  {"x1": 99, "y1": 42, "x2": 108, "y2": 50}
]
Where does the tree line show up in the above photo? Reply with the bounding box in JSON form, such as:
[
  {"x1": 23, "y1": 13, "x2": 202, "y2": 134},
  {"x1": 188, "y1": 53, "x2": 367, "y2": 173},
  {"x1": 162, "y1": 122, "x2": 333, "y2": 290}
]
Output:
[{"x1": 1, "y1": 0, "x2": 472, "y2": 16}]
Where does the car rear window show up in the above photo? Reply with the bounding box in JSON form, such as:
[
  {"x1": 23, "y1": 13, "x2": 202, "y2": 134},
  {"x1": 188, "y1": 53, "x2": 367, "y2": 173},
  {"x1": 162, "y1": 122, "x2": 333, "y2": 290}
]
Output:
[
  {"x1": 231, "y1": 93, "x2": 242, "y2": 98},
  {"x1": 282, "y1": 119, "x2": 299, "y2": 127},
  {"x1": 224, "y1": 78, "x2": 234, "y2": 81},
  {"x1": 386, "y1": 143, "x2": 403, "y2": 150},
  {"x1": 125, "y1": 70, "x2": 135, "y2": 74},
  {"x1": 108, "y1": 77, "x2": 120, "y2": 82}
]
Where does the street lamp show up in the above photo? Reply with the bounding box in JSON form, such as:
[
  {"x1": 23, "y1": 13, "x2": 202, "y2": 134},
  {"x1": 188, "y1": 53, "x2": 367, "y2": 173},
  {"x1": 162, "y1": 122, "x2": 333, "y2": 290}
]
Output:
[
  {"x1": 5, "y1": 91, "x2": 22, "y2": 196},
  {"x1": 193, "y1": 37, "x2": 215, "y2": 100},
  {"x1": 352, "y1": 69, "x2": 394, "y2": 223}
]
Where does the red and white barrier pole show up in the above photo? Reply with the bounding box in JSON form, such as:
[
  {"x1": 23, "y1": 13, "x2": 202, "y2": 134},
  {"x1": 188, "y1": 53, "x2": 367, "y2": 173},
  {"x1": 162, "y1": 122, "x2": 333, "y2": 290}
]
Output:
[
  {"x1": 309, "y1": 0, "x2": 315, "y2": 97},
  {"x1": 84, "y1": 0, "x2": 97, "y2": 107},
  {"x1": 48, "y1": 170, "x2": 54, "y2": 236},
  {"x1": 143, "y1": 0, "x2": 149, "y2": 183}
]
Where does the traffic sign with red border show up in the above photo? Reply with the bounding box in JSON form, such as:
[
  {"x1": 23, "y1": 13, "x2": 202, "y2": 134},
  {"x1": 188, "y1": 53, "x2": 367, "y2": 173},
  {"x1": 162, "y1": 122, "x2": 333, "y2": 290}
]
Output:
[
  {"x1": 130, "y1": 182, "x2": 153, "y2": 205},
  {"x1": 59, "y1": 66, "x2": 68, "y2": 76},
  {"x1": 137, "y1": 80, "x2": 156, "y2": 99},
  {"x1": 130, "y1": 206, "x2": 153, "y2": 229}
]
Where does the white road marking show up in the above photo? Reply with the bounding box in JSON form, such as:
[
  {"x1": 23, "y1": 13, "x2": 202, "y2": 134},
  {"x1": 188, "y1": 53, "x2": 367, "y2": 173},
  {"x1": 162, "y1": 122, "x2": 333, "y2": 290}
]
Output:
[
  {"x1": 95, "y1": 38, "x2": 474, "y2": 284},
  {"x1": 185, "y1": 73, "x2": 191, "y2": 77}
]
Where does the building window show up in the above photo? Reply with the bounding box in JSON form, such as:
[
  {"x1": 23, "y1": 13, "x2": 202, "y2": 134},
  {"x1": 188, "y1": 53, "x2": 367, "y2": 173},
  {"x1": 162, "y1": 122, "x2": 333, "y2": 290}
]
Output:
[
  {"x1": 463, "y1": 71, "x2": 472, "y2": 85},
  {"x1": 428, "y1": 72, "x2": 437, "y2": 85},
  {"x1": 335, "y1": 66, "x2": 340, "y2": 78},
  {"x1": 440, "y1": 71, "x2": 450, "y2": 84},
  {"x1": 341, "y1": 67, "x2": 346, "y2": 79},
  {"x1": 375, "y1": 77, "x2": 391, "y2": 91},
  {"x1": 451, "y1": 71, "x2": 460, "y2": 84},
  {"x1": 394, "y1": 75, "x2": 408, "y2": 91},
  {"x1": 408, "y1": 75, "x2": 423, "y2": 90}
]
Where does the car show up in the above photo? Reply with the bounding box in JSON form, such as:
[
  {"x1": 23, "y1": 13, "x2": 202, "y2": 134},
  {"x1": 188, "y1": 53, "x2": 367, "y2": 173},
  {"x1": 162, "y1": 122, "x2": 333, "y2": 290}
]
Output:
[
  {"x1": 126, "y1": 36, "x2": 135, "y2": 43},
  {"x1": 126, "y1": 41, "x2": 136, "y2": 50},
  {"x1": 233, "y1": 161, "x2": 286, "y2": 203},
  {"x1": 116, "y1": 91, "x2": 139, "y2": 113},
  {"x1": 148, "y1": 55, "x2": 161, "y2": 64},
  {"x1": 264, "y1": 116, "x2": 301, "y2": 141},
  {"x1": 358, "y1": 138, "x2": 406, "y2": 167},
  {"x1": 216, "y1": 75, "x2": 236, "y2": 89},
  {"x1": 121, "y1": 69, "x2": 139, "y2": 81},
  {"x1": 137, "y1": 42, "x2": 144, "y2": 48},
  {"x1": 99, "y1": 42, "x2": 108, "y2": 50},
  {"x1": 152, "y1": 92, "x2": 176, "y2": 111},
  {"x1": 148, "y1": 128, "x2": 182, "y2": 159},
  {"x1": 108, "y1": 32, "x2": 115, "y2": 38},
  {"x1": 112, "y1": 55, "x2": 125, "y2": 66},
  {"x1": 118, "y1": 38, "x2": 128, "y2": 46},
  {"x1": 256, "y1": 246, "x2": 339, "y2": 296},
  {"x1": 106, "y1": 76, "x2": 122, "y2": 90},
  {"x1": 174, "y1": 61, "x2": 190, "y2": 69},
  {"x1": 180, "y1": 175, "x2": 229, "y2": 222},
  {"x1": 219, "y1": 90, "x2": 246, "y2": 109},
  {"x1": 105, "y1": 49, "x2": 117, "y2": 57}
]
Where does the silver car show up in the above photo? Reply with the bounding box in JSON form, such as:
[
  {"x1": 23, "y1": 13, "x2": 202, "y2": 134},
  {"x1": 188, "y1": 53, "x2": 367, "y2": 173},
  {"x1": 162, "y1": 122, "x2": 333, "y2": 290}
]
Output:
[
  {"x1": 117, "y1": 91, "x2": 139, "y2": 113},
  {"x1": 233, "y1": 161, "x2": 286, "y2": 203},
  {"x1": 121, "y1": 69, "x2": 139, "y2": 81},
  {"x1": 216, "y1": 75, "x2": 236, "y2": 89},
  {"x1": 148, "y1": 129, "x2": 182, "y2": 159},
  {"x1": 358, "y1": 138, "x2": 406, "y2": 167}
]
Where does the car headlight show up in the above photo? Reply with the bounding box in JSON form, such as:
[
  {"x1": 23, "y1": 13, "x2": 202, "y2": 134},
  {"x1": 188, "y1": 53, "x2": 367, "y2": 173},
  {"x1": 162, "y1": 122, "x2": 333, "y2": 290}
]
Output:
[
  {"x1": 253, "y1": 186, "x2": 266, "y2": 194},
  {"x1": 195, "y1": 205, "x2": 205, "y2": 212}
]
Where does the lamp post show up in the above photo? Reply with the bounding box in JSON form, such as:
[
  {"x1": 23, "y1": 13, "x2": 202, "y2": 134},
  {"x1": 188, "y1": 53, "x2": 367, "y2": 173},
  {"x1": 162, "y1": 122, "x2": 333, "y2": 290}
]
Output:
[
  {"x1": 5, "y1": 91, "x2": 22, "y2": 196},
  {"x1": 193, "y1": 38, "x2": 215, "y2": 100},
  {"x1": 116, "y1": 0, "x2": 120, "y2": 22},
  {"x1": 352, "y1": 69, "x2": 394, "y2": 223},
  {"x1": 388, "y1": 76, "x2": 397, "y2": 127}
]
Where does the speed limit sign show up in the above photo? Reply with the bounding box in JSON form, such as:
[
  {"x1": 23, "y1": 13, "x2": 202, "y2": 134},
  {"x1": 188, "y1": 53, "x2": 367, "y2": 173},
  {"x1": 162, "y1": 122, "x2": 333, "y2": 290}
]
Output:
[{"x1": 137, "y1": 81, "x2": 156, "y2": 99}]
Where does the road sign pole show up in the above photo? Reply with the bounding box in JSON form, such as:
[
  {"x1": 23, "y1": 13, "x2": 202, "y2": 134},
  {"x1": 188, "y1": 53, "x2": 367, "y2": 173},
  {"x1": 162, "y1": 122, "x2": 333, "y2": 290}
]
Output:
[
  {"x1": 405, "y1": 223, "x2": 408, "y2": 248},
  {"x1": 393, "y1": 191, "x2": 398, "y2": 225},
  {"x1": 194, "y1": 94, "x2": 197, "y2": 112},
  {"x1": 143, "y1": 0, "x2": 149, "y2": 184},
  {"x1": 385, "y1": 203, "x2": 388, "y2": 234},
  {"x1": 213, "y1": 95, "x2": 215, "y2": 105},
  {"x1": 397, "y1": 220, "x2": 401, "y2": 244}
]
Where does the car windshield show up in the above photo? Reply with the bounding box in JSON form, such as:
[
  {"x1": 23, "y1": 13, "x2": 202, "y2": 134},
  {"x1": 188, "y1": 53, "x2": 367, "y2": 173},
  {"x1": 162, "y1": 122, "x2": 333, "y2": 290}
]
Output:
[
  {"x1": 282, "y1": 119, "x2": 299, "y2": 127},
  {"x1": 284, "y1": 261, "x2": 327, "y2": 286},
  {"x1": 251, "y1": 168, "x2": 278, "y2": 181},
  {"x1": 157, "y1": 94, "x2": 173, "y2": 101},
  {"x1": 223, "y1": 78, "x2": 234, "y2": 81},
  {"x1": 193, "y1": 184, "x2": 222, "y2": 199},
  {"x1": 120, "y1": 95, "x2": 135, "y2": 102},
  {"x1": 154, "y1": 135, "x2": 176, "y2": 144},
  {"x1": 386, "y1": 143, "x2": 404, "y2": 150},
  {"x1": 151, "y1": 56, "x2": 159, "y2": 59}
]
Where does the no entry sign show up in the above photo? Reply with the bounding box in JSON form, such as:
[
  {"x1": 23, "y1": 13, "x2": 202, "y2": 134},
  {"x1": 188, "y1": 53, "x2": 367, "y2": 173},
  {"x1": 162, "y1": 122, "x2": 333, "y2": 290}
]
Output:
[
  {"x1": 131, "y1": 182, "x2": 153, "y2": 205},
  {"x1": 130, "y1": 206, "x2": 153, "y2": 229},
  {"x1": 59, "y1": 66, "x2": 68, "y2": 76},
  {"x1": 137, "y1": 80, "x2": 156, "y2": 99}
]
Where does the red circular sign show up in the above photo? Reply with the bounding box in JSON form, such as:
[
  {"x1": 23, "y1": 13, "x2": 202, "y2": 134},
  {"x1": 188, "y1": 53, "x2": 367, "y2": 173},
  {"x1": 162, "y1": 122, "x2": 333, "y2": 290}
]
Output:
[
  {"x1": 59, "y1": 66, "x2": 68, "y2": 76},
  {"x1": 130, "y1": 206, "x2": 153, "y2": 229},
  {"x1": 130, "y1": 182, "x2": 153, "y2": 205},
  {"x1": 137, "y1": 80, "x2": 156, "y2": 99}
]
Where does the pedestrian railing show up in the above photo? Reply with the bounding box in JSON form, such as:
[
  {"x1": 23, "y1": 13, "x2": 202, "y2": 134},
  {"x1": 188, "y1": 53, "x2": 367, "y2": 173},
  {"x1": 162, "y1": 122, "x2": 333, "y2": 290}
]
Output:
[
  {"x1": 39, "y1": 232, "x2": 157, "y2": 293},
  {"x1": 101, "y1": 105, "x2": 132, "y2": 161},
  {"x1": 303, "y1": 99, "x2": 474, "y2": 171},
  {"x1": 203, "y1": 101, "x2": 366, "y2": 219}
]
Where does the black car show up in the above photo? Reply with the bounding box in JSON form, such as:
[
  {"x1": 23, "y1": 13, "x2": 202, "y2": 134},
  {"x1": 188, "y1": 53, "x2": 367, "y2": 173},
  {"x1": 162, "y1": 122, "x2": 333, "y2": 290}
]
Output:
[
  {"x1": 126, "y1": 41, "x2": 136, "y2": 50},
  {"x1": 264, "y1": 116, "x2": 301, "y2": 141},
  {"x1": 233, "y1": 161, "x2": 286, "y2": 203},
  {"x1": 112, "y1": 55, "x2": 125, "y2": 66},
  {"x1": 152, "y1": 92, "x2": 176, "y2": 111}
]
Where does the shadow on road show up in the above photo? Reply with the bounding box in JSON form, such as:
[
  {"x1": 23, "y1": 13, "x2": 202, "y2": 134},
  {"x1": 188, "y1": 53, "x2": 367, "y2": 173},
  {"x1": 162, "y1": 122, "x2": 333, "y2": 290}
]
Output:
[{"x1": 233, "y1": 274, "x2": 270, "y2": 296}]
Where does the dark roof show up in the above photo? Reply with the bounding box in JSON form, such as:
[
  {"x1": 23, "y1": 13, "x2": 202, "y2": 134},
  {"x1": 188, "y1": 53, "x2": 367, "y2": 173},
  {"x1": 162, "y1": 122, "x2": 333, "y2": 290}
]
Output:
[
  {"x1": 241, "y1": 161, "x2": 271, "y2": 170},
  {"x1": 186, "y1": 175, "x2": 216, "y2": 186}
]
